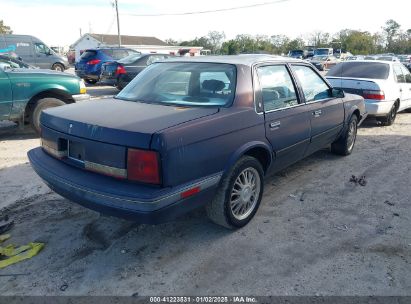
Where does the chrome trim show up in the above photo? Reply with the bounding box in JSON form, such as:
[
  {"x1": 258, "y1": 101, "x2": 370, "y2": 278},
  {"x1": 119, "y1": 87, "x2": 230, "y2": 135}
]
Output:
[
  {"x1": 72, "y1": 94, "x2": 90, "y2": 102},
  {"x1": 41, "y1": 141, "x2": 67, "y2": 158},
  {"x1": 264, "y1": 102, "x2": 306, "y2": 114},
  {"x1": 85, "y1": 161, "x2": 127, "y2": 178}
]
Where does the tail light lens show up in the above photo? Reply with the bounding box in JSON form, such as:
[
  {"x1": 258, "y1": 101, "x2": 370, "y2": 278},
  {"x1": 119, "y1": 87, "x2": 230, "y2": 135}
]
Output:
[
  {"x1": 116, "y1": 65, "x2": 126, "y2": 75},
  {"x1": 363, "y1": 90, "x2": 385, "y2": 100},
  {"x1": 87, "y1": 59, "x2": 101, "y2": 65},
  {"x1": 127, "y1": 148, "x2": 160, "y2": 184}
]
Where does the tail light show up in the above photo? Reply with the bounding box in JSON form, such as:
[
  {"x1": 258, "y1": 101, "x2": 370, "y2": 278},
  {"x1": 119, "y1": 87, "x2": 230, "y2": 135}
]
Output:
[
  {"x1": 116, "y1": 64, "x2": 126, "y2": 75},
  {"x1": 127, "y1": 148, "x2": 160, "y2": 184},
  {"x1": 363, "y1": 90, "x2": 385, "y2": 100},
  {"x1": 87, "y1": 59, "x2": 101, "y2": 65}
]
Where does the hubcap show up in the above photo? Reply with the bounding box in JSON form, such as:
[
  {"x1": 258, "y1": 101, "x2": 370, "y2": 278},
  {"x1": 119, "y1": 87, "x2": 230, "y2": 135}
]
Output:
[
  {"x1": 347, "y1": 120, "x2": 357, "y2": 151},
  {"x1": 230, "y1": 168, "x2": 261, "y2": 221}
]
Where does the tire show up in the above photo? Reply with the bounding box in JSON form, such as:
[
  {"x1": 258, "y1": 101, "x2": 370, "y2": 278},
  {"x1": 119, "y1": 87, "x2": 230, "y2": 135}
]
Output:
[
  {"x1": 116, "y1": 78, "x2": 126, "y2": 90},
  {"x1": 377, "y1": 102, "x2": 398, "y2": 126},
  {"x1": 31, "y1": 98, "x2": 66, "y2": 134},
  {"x1": 52, "y1": 63, "x2": 64, "y2": 72},
  {"x1": 206, "y1": 156, "x2": 264, "y2": 229},
  {"x1": 331, "y1": 114, "x2": 358, "y2": 156},
  {"x1": 404, "y1": 108, "x2": 411, "y2": 113},
  {"x1": 85, "y1": 79, "x2": 98, "y2": 84}
]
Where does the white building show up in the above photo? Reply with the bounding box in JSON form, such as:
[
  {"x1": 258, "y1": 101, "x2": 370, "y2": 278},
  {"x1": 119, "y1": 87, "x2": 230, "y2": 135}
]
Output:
[{"x1": 70, "y1": 33, "x2": 203, "y2": 62}]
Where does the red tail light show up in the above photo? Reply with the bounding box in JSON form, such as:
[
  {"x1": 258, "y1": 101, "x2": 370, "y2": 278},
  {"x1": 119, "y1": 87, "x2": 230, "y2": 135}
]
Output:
[
  {"x1": 115, "y1": 65, "x2": 126, "y2": 75},
  {"x1": 363, "y1": 90, "x2": 385, "y2": 100},
  {"x1": 87, "y1": 59, "x2": 101, "y2": 65},
  {"x1": 127, "y1": 149, "x2": 160, "y2": 184}
]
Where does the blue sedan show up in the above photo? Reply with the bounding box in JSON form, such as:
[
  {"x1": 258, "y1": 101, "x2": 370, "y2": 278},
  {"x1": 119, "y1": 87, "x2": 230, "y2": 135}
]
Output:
[{"x1": 28, "y1": 55, "x2": 367, "y2": 228}]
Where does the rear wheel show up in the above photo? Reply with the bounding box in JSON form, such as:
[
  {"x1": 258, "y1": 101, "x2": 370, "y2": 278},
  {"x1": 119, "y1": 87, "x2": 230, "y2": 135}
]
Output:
[
  {"x1": 52, "y1": 63, "x2": 64, "y2": 72},
  {"x1": 206, "y1": 156, "x2": 264, "y2": 229},
  {"x1": 331, "y1": 114, "x2": 358, "y2": 156},
  {"x1": 377, "y1": 102, "x2": 398, "y2": 126},
  {"x1": 31, "y1": 98, "x2": 66, "y2": 134}
]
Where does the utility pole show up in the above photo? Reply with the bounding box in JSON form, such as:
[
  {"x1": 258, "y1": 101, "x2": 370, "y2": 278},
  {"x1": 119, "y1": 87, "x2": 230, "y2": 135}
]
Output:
[{"x1": 114, "y1": 0, "x2": 121, "y2": 47}]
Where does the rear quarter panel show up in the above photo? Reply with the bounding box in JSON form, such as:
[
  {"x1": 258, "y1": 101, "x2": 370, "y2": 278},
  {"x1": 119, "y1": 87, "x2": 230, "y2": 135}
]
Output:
[{"x1": 151, "y1": 108, "x2": 268, "y2": 187}]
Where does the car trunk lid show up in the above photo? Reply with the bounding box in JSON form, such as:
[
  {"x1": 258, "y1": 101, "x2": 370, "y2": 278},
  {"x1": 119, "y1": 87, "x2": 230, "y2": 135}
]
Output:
[{"x1": 40, "y1": 99, "x2": 219, "y2": 149}]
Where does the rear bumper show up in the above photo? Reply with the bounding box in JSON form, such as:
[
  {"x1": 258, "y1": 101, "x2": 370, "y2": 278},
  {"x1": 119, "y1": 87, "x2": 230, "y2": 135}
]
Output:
[
  {"x1": 365, "y1": 99, "x2": 395, "y2": 117},
  {"x1": 28, "y1": 147, "x2": 221, "y2": 224},
  {"x1": 75, "y1": 70, "x2": 100, "y2": 80},
  {"x1": 99, "y1": 75, "x2": 117, "y2": 86}
]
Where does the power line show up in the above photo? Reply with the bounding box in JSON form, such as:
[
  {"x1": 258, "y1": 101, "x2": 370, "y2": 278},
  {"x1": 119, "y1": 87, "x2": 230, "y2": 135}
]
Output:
[{"x1": 122, "y1": 0, "x2": 290, "y2": 17}]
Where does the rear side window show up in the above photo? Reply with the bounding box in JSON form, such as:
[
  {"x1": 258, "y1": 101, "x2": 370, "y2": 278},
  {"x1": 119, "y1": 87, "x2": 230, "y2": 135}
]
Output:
[
  {"x1": 80, "y1": 50, "x2": 97, "y2": 59},
  {"x1": 111, "y1": 49, "x2": 129, "y2": 60},
  {"x1": 256, "y1": 65, "x2": 299, "y2": 111},
  {"x1": 292, "y1": 65, "x2": 331, "y2": 102},
  {"x1": 327, "y1": 62, "x2": 390, "y2": 79},
  {"x1": 393, "y1": 65, "x2": 405, "y2": 83}
]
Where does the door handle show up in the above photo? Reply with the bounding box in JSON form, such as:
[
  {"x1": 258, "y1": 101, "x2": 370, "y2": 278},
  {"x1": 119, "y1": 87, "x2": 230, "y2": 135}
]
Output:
[
  {"x1": 269, "y1": 121, "x2": 281, "y2": 129},
  {"x1": 313, "y1": 110, "x2": 322, "y2": 117}
]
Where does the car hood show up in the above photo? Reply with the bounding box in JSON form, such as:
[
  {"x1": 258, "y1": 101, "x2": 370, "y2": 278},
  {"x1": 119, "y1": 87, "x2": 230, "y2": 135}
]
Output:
[
  {"x1": 7, "y1": 68, "x2": 76, "y2": 78},
  {"x1": 40, "y1": 99, "x2": 219, "y2": 149}
]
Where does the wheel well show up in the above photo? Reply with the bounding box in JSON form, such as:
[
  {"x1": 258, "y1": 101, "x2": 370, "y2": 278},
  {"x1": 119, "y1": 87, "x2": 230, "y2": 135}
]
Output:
[
  {"x1": 25, "y1": 89, "x2": 74, "y2": 121},
  {"x1": 352, "y1": 109, "x2": 360, "y2": 120},
  {"x1": 244, "y1": 147, "x2": 271, "y2": 173},
  {"x1": 395, "y1": 98, "x2": 400, "y2": 109}
]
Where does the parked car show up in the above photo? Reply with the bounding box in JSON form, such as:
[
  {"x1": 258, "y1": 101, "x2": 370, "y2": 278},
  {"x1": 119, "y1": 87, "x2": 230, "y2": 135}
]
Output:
[
  {"x1": 28, "y1": 55, "x2": 367, "y2": 229},
  {"x1": 327, "y1": 60, "x2": 411, "y2": 126},
  {"x1": 398, "y1": 55, "x2": 411, "y2": 72},
  {"x1": 75, "y1": 47, "x2": 140, "y2": 84},
  {"x1": 311, "y1": 55, "x2": 339, "y2": 71},
  {"x1": 314, "y1": 48, "x2": 333, "y2": 56},
  {"x1": 346, "y1": 55, "x2": 365, "y2": 61},
  {"x1": 376, "y1": 55, "x2": 399, "y2": 62},
  {"x1": 0, "y1": 54, "x2": 36, "y2": 69},
  {"x1": 0, "y1": 63, "x2": 89, "y2": 133},
  {"x1": 0, "y1": 35, "x2": 70, "y2": 71},
  {"x1": 100, "y1": 53, "x2": 172, "y2": 90},
  {"x1": 287, "y1": 49, "x2": 307, "y2": 59}
]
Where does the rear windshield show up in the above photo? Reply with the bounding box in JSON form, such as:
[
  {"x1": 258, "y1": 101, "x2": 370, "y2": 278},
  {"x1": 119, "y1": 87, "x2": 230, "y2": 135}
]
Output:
[
  {"x1": 118, "y1": 53, "x2": 143, "y2": 64},
  {"x1": 80, "y1": 50, "x2": 97, "y2": 59},
  {"x1": 327, "y1": 62, "x2": 390, "y2": 79},
  {"x1": 116, "y1": 62, "x2": 237, "y2": 107}
]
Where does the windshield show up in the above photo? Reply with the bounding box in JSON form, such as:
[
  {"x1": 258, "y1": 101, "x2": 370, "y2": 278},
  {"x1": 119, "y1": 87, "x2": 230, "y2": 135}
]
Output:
[
  {"x1": 116, "y1": 62, "x2": 237, "y2": 107},
  {"x1": 289, "y1": 50, "x2": 303, "y2": 56},
  {"x1": 312, "y1": 56, "x2": 328, "y2": 61},
  {"x1": 118, "y1": 53, "x2": 143, "y2": 64},
  {"x1": 327, "y1": 62, "x2": 390, "y2": 79},
  {"x1": 80, "y1": 50, "x2": 97, "y2": 59},
  {"x1": 314, "y1": 49, "x2": 330, "y2": 56}
]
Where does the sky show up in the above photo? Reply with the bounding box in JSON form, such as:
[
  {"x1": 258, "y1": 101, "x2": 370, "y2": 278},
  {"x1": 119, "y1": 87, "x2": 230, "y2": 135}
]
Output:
[{"x1": 1, "y1": 0, "x2": 410, "y2": 47}]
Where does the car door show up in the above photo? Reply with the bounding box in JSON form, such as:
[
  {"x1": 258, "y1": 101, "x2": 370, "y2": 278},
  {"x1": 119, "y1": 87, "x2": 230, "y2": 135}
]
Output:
[
  {"x1": 400, "y1": 65, "x2": 411, "y2": 110},
  {"x1": 0, "y1": 67, "x2": 13, "y2": 119},
  {"x1": 33, "y1": 41, "x2": 52, "y2": 69},
  {"x1": 256, "y1": 64, "x2": 311, "y2": 171},
  {"x1": 290, "y1": 64, "x2": 344, "y2": 155}
]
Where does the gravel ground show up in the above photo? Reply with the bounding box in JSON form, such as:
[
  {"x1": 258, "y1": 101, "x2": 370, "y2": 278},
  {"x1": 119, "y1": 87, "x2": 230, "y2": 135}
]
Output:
[{"x1": 0, "y1": 113, "x2": 410, "y2": 296}]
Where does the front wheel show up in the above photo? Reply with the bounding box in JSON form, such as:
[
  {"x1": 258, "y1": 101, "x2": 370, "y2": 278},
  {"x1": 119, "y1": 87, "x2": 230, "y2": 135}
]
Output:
[
  {"x1": 31, "y1": 98, "x2": 66, "y2": 134},
  {"x1": 206, "y1": 156, "x2": 264, "y2": 229},
  {"x1": 52, "y1": 63, "x2": 64, "y2": 72},
  {"x1": 331, "y1": 114, "x2": 358, "y2": 156}
]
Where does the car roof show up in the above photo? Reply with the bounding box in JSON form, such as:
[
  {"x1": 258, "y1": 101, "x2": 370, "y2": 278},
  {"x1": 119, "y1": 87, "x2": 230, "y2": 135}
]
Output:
[
  {"x1": 340, "y1": 60, "x2": 394, "y2": 65},
  {"x1": 163, "y1": 54, "x2": 303, "y2": 66}
]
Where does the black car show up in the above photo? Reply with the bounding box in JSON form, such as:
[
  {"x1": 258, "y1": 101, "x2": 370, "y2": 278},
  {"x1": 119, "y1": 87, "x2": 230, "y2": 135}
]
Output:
[
  {"x1": 100, "y1": 53, "x2": 172, "y2": 90},
  {"x1": 0, "y1": 54, "x2": 35, "y2": 69}
]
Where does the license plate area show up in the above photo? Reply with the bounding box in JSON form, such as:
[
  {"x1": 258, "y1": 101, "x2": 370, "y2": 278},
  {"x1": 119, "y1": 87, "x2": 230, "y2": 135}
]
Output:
[{"x1": 68, "y1": 140, "x2": 85, "y2": 164}]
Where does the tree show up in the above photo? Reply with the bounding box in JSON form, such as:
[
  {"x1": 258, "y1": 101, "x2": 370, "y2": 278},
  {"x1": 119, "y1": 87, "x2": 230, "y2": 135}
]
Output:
[
  {"x1": 382, "y1": 19, "x2": 401, "y2": 51},
  {"x1": 164, "y1": 38, "x2": 179, "y2": 46},
  {"x1": 0, "y1": 20, "x2": 12, "y2": 34},
  {"x1": 207, "y1": 31, "x2": 225, "y2": 54}
]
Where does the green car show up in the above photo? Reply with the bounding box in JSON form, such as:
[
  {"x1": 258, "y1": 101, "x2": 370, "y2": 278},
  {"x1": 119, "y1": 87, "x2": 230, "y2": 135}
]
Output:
[{"x1": 0, "y1": 56, "x2": 89, "y2": 133}]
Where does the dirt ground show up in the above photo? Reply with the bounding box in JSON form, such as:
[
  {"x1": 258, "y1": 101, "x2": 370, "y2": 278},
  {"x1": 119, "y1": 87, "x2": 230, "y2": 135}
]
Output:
[{"x1": 0, "y1": 112, "x2": 410, "y2": 296}]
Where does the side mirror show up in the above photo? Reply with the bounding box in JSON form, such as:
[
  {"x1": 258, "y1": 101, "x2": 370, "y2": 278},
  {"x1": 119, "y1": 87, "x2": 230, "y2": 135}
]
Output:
[{"x1": 331, "y1": 88, "x2": 344, "y2": 98}]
